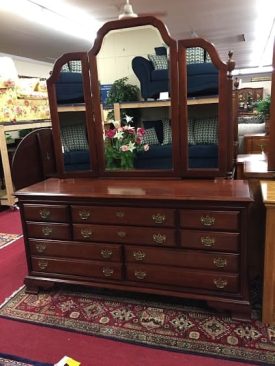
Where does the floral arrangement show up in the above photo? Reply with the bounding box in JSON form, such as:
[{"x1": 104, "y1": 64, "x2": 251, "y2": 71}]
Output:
[{"x1": 104, "y1": 116, "x2": 149, "y2": 169}]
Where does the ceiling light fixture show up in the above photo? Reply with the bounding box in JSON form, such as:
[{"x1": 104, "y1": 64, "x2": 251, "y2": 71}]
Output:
[
  {"x1": 0, "y1": 0, "x2": 102, "y2": 42},
  {"x1": 118, "y1": 0, "x2": 138, "y2": 20}
]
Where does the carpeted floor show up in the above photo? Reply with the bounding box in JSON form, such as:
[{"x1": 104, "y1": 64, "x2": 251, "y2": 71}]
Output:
[
  {"x1": 0, "y1": 287, "x2": 274, "y2": 365},
  {"x1": 0, "y1": 232, "x2": 22, "y2": 250},
  {"x1": 0, "y1": 353, "x2": 51, "y2": 366}
]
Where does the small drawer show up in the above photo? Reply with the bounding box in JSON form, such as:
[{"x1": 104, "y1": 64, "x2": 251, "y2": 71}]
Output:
[
  {"x1": 26, "y1": 222, "x2": 71, "y2": 240},
  {"x1": 71, "y1": 205, "x2": 175, "y2": 227},
  {"x1": 29, "y1": 239, "x2": 122, "y2": 262},
  {"x1": 181, "y1": 230, "x2": 240, "y2": 252},
  {"x1": 73, "y1": 224, "x2": 176, "y2": 247},
  {"x1": 31, "y1": 257, "x2": 122, "y2": 280},
  {"x1": 125, "y1": 246, "x2": 239, "y2": 272},
  {"x1": 126, "y1": 264, "x2": 239, "y2": 293},
  {"x1": 23, "y1": 204, "x2": 69, "y2": 222},
  {"x1": 180, "y1": 210, "x2": 240, "y2": 231}
]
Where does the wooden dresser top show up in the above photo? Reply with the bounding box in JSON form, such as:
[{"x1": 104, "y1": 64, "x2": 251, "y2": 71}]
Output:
[{"x1": 15, "y1": 178, "x2": 253, "y2": 203}]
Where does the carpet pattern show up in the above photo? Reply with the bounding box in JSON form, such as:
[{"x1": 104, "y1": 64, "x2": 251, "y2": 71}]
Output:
[
  {"x1": 0, "y1": 233, "x2": 22, "y2": 250},
  {"x1": 0, "y1": 353, "x2": 51, "y2": 366},
  {"x1": 0, "y1": 288, "x2": 274, "y2": 365}
]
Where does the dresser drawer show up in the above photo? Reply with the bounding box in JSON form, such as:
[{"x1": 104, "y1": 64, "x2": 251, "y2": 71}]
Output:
[
  {"x1": 180, "y1": 210, "x2": 240, "y2": 231},
  {"x1": 71, "y1": 205, "x2": 175, "y2": 227},
  {"x1": 126, "y1": 264, "x2": 239, "y2": 293},
  {"x1": 23, "y1": 204, "x2": 69, "y2": 222},
  {"x1": 181, "y1": 230, "x2": 240, "y2": 252},
  {"x1": 31, "y1": 257, "x2": 122, "y2": 280},
  {"x1": 125, "y1": 246, "x2": 239, "y2": 272},
  {"x1": 29, "y1": 239, "x2": 122, "y2": 262},
  {"x1": 73, "y1": 224, "x2": 176, "y2": 247},
  {"x1": 26, "y1": 222, "x2": 71, "y2": 240}
]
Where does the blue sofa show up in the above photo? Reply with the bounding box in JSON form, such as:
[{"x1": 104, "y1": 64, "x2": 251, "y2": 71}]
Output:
[{"x1": 132, "y1": 47, "x2": 219, "y2": 100}]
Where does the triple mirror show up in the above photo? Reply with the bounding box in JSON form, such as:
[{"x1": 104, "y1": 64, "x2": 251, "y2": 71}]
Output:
[{"x1": 47, "y1": 16, "x2": 234, "y2": 178}]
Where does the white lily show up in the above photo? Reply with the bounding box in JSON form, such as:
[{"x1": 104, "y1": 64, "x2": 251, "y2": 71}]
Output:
[
  {"x1": 125, "y1": 115, "x2": 133, "y2": 124},
  {"x1": 127, "y1": 141, "x2": 136, "y2": 152},
  {"x1": 114, "y1": 130, "x2": 124, "y2": 140}
]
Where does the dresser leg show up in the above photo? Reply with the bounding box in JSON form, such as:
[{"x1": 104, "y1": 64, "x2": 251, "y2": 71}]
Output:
[
  {"x1": 24, "y1": 277, "x2": 55, "y2": 294},
  {"x1": 207, "y1": 300, "x2": 251, "y2": 321}
]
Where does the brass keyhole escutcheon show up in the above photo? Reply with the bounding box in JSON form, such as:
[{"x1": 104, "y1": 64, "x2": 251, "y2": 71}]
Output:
[
  {"x1": 102, "y1": 267, "x2": 114, "y2": 277},
  {"x1": 133, "y1": 250, "x2": 146, "y2": 261},
  {"x1": 214, "y1": 278, "x2": 228, "y2": 289},
  {"x1": 213, "y1": 257, "x2": 227, "y2": 268},
  {"x1": 134, "y1": 271, "x2": 147, "y2": 280},
  {"x1": 38, "y1": 260, "x2": 48, "y2": 270},
  {"x1": 117, "y1": 231, "x2": 126, "y2": 238},
  {"x1": 115, "y1": 211, "x2": 125, "y2": 218}
]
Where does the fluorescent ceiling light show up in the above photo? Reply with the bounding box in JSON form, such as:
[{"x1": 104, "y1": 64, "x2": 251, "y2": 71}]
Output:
[
  {"x1": 233, "y1": 65, "x2": 273, "y2": 76},
  {"x1": 250, "y1": 0, "x2": 275, "y2": 67},
  {"x1": 0, "y1": 0, "x2": 102, "y2": 42}
]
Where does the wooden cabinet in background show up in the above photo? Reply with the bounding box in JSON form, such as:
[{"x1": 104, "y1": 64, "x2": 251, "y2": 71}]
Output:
[
  {"x1": 238, "y1": 87, "x2": 263, "y2": 115},
  {"x1": 244, "y1": 133, "x2": 269, "y2": 154}
]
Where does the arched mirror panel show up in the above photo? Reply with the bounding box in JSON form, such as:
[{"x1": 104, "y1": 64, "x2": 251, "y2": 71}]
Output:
[
  {"x1": 47, "y1": 53, "x2": 97, "y2": 176},
  {"x1": 88, "y1": 17, "x2": 179, "y2": 176},
  {"x1": 178, "y1": 39, "x2": 233, "y2": 177}
]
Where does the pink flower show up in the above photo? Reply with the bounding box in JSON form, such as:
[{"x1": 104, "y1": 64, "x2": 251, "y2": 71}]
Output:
[
  {"x1": 143, "y1": 144, "x2": 149, "y2": 151},
  {"x1": 136, "y1": 137, "x2": 142, "y2": 145},
  {"x1": 120, "y1": 145, "x2": 129, "y2": 151},
  {"x1": 106, "y1": 129, "x2": 116, "y2": 138},
  {"x1": 137, "y1": 127, "x2": 145, "y2": 136}
]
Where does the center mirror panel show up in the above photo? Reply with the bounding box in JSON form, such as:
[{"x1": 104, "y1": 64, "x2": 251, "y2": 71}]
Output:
[{"x1": 89, "y1": 18, "x2": 179, "y2": 175}]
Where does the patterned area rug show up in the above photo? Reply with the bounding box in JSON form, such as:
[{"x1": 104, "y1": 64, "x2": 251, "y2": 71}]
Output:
[
  {"x1": 0, "y1": 287, "x2": 274, "y2": 365},
  {"x1": 0, "y1": 353, "x2": 51, "y2": 365},
  {"x1": 0, "y1": 233, "x2": 22, "y2": 250}
]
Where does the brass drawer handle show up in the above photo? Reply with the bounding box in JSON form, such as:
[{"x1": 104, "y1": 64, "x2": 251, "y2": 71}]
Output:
[
  {"x1": 35, "y1": 243, "x2": 47, "y2": 253},
  {"x1": 152, "y1": 213, "x2": 166, "y2": 224},
  {"x1": 115, "y1": 211, "x2": 125, "y2": 218},
  {"x1": 39, "y1": 208, "x2": 50, "y2": 219},
  {"x1": 102, "y1": 267, "x2": 114, "y2": 277},
  {"x1": 200, "y1": 215, "x2": 215, "y2": 226},
  {"x1": 38, "y1": 260, "x2": 48, "y2": 270},
  {"x1": 101, "y1": 249, "x2": 113, "y2": 259},
  {"x1": 42, "y1": 226, "x2": 52, "y2": 237},
  {"x1": 133, "y1": 250, "x2": 146, "y2": 261},
  {"x1": 214, "y1": 278, "x2": 228, "y2": 289},
  {"x1": 80, "y1": 228, "x2": 93, "y2": 239},
  {"x1": 79, "y1": 209, "x2": 91, "y2": 221},
  {"x1": 117, "y1": 231, "x2": 126, "y2": 238},
  {"x1": 153, "y1": 233, "x2": 166, "y2": 244},
  {"x1": 213, "y1": 257, "x2": 227, "y2": 268},
  {"x1": 134, "y1": 270, "x2": 147, "y2": 280},
  {"x1": 201, "y1": 236, "x2": 215, "y2": 247}
]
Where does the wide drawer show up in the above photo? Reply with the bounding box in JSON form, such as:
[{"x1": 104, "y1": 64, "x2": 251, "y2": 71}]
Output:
[
  {"x1": 23, "y1": 204, "x2": 69, "y2": 222},
  {"x1": 125, "y1": 246, "x2": 239, "y2": 272},
  {"x1": 29, "y1": 239, "x2": 122, "y2": 262},
  {"x1": 26, "y1": 222, "x2": 71, "y2": 240},
  {"x1": 31, "y1": 257, "x2": 122, "y2": 280},
  {"x1": 180, "y1": 210, "x2": 240, "y2": 231},
  {"x1": 73, "y1": 224, "x2": 176, "y2": 247},
  {"x1": 71, "y1": 205, "x2": 175, "y2": 227},
  {"x1": 126, "y1": 264, "x2": 239, "y2": 293},
  {"x1": 181, "y1": 230, "x2": 240, "y2": 252}
]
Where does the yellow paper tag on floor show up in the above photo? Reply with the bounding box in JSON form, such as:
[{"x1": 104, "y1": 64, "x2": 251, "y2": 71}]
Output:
[{"x1": 54, "y1": 356, "x2": 81, "y2": 366}]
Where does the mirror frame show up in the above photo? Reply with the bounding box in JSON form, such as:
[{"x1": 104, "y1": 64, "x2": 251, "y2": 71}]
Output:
[
  {"x1": 178, "y1": 38, "x2": 234, "y2": 177},
  {"x1": 88, "y1": 16, "x2": 180, "y2": 177},
  {"x1": 47, "y1": 52, "x2": 99, "y2": 177}
]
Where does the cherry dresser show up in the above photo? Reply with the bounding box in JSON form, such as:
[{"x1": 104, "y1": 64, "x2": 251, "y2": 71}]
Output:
[{"x1": 16, "y1": 178, "x2": 252, "y2": 318}]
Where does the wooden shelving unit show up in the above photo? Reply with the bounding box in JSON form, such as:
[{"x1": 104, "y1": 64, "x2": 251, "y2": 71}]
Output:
[
  {"x1": 0, "y1": 120, "x2": 51, "y2": 206},
  {"x1": 113, "y1": 97, "x2": 219, "y2": 121}
]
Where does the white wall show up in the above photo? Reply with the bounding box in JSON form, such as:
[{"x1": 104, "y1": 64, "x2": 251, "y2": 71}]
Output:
[
  {"x1": 0, "y1": 52, "x2": 53, "y2": 78},
  {"x1": 97, "y1": 25, "x2": 165, "y2": 86}
]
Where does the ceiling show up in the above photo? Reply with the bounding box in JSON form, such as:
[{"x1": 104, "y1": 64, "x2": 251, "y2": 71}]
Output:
[{"x1": 0, "y1": 0, "x2": 273, "y2": 69}]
